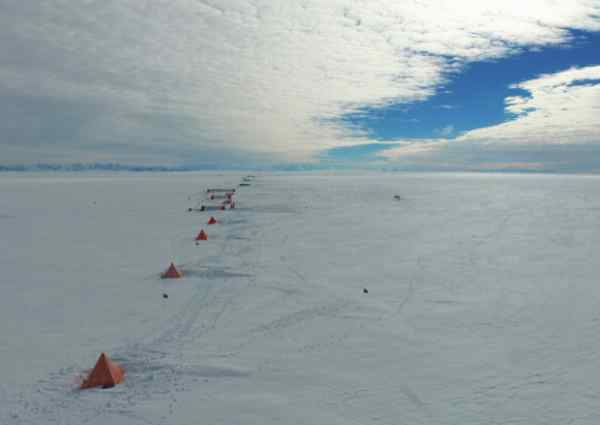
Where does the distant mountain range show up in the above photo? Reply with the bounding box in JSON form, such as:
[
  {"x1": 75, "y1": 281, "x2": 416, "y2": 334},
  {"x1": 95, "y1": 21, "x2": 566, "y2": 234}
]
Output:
[{"x1": 0, "y1": 162, "x2": 332, "y2": 172}]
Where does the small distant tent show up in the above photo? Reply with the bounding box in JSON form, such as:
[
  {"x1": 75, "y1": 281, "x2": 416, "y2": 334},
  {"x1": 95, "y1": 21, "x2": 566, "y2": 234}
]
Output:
[
  {"x1": 208, "y1": 216, "x2": 217, "y2": 225},
  {"x1": 80, "y1": 352, "x2": 125, "y2": 389},
  {"x1": 196, "y1": 229, "x2": 208, "y2": 241},
  {"x1": 161, "y1": 262, "x2": 183, "y2": 279}
]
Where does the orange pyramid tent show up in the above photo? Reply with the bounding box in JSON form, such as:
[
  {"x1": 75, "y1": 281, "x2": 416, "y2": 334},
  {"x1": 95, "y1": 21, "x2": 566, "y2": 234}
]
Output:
[
  {"x1": 81, "y1": 352, "x2": 125, "y2": 389},
  {"x1": 208, "y1": 216, "x2": 217, "y2": 225},
  {"x1": 195, "y1": 229, "x2": 208, "y2": 241},
  {"x1": 161, "y1": 262, "x2": 183, "y2": 279}
]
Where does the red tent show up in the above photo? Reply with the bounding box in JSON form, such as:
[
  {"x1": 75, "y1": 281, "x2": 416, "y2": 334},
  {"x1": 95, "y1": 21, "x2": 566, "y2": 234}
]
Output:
[
  {"x1": 81, "y1": 352, "x2": 125, "y2": 389},
  {"x1": 196, "y1": 229, "x2": 208, "y2": 241},
  {"x1": 208, "y1": 216, "x2": 217, "y2": 225},
  {"x1": 161, "y1": 262, "x2": 183, "y2": 279}
]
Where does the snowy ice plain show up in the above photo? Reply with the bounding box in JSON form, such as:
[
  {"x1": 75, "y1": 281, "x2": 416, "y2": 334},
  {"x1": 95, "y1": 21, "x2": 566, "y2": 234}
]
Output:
[{"x1": 1, "y1": 172, "x2": 600, "y2": 424}]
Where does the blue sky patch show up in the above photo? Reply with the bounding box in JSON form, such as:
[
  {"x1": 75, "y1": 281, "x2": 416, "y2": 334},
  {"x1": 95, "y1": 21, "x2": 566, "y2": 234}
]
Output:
[{"x1": 335, "y1": 30, "x2": 600, "y2": 143}]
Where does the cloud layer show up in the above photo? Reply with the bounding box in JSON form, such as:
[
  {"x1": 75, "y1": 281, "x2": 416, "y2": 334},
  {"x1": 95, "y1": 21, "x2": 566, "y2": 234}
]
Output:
[
  {"x1": 462, "y1": 65, "x2": 600, "y2": 144},
  {"x1": 1, "y1": 1, "x2": 600, "y2": 165},
  {"x1": 383, "y1": 65, "x2": 600, "y2": 170}
]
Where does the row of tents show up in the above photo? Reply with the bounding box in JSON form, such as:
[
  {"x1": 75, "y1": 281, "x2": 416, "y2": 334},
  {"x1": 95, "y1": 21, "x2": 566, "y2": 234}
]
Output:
[
  {"x1": 80, "y1": 175, "x2": 255, "y2": 389},
  {"x1": 188, "y1": 188, "x2": 236, "y2": 212}
]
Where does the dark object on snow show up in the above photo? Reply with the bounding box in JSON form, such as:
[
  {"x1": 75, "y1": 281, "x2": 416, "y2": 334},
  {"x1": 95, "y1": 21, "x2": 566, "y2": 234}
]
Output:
[
  {"x1": 239, "y1": 183, "x2": 251, "y2": 187},
  {"x1": 163, "y1": 293, "x2": 168, "y2": 299},
  {"x1": 195, "y1": 205, "x2": 224, "y2": 211},
  {"x1": 363, "y1": 288, "x2": 369, "y2": 294},
  {"x1": 393, "y1": 195, "x2": 401, "y2": 200},
  {"x1": 207, "y1": 188, "x2": 236, "y2": 193}
]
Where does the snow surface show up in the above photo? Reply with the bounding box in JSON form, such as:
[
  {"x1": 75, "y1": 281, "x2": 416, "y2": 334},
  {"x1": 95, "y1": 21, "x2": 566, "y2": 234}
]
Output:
[{"x1": 2, "y1": 172, "x2": 600, "y2": 424}]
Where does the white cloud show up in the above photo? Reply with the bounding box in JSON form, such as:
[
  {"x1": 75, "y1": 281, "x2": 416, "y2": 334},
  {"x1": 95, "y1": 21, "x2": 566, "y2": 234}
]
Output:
[
  {"x1": 459, "y1": 65, "x2": 600, "y2": 144},
  {"x1": 1, "y1": 1, "x2": 600, "y2": 163},
  {"x1": 380, "y1": 139, "x2": 450, "y2": 159}
]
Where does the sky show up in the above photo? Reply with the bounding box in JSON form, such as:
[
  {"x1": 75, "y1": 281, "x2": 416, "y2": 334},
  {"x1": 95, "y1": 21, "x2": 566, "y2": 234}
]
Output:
[{"x1": 1, "y1": 1, "x2": 600, "y2": 171}]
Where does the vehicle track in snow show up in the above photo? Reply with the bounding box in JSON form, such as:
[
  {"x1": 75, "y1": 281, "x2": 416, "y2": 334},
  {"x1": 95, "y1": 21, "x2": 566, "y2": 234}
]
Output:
[{"x1": 106, "y1": 209, "x2": 261, "y2": 418}]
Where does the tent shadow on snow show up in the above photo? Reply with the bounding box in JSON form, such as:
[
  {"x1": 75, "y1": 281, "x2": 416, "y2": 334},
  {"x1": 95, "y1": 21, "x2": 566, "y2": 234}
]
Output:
[
  {"x1": 221, "y1": 218, "x2": 248, "y2": 225},
  {"x1": 234, "y1": 205, "x2": 297, "y2": 214},
  {"x1": 115, "y1": 353, "x2": 251, "y2": 383},
  {"x1": 125, "y1": 362, "x2": 250, "y2": 379},
  {"x1": 181, "y1": 266, "x2": 253, "y2": 280}
]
